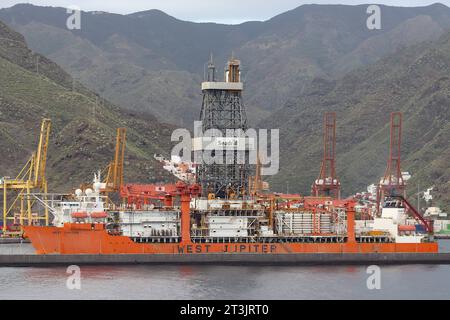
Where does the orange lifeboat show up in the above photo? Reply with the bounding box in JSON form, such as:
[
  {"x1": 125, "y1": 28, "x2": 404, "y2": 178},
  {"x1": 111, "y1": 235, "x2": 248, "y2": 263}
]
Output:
[
  {"x1": 91, "y1": 212, "x2": 108, "y2": 219},
  {"x1": 71, "y1": 212, "x2": 88, "y2": 219},
  {"x1": 399, "y1": 225, "x2": 416, "y2": 232}
]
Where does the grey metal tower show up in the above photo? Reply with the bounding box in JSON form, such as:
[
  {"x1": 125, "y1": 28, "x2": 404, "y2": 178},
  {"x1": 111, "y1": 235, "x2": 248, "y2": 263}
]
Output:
[{"x1": 196, "y1": 56, "x2": 252, "y2": 199}]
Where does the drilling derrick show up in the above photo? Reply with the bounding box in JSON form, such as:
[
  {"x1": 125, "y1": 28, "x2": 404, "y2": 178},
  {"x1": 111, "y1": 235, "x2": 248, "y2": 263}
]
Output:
[
  {"x1": 196, "y1": 56, "x2": 251, "y2": 199},
  {"x1": 376, "y1": 112, "x2": 406, "y2": 213},
  {"x1": 311, "y1": 112, "x2": 340, "y2": 199}
]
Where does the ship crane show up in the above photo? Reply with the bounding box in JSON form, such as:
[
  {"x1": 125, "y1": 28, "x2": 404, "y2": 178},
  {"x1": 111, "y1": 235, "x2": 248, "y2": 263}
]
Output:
[
  {"x1": 249, "y1": 154, "x2": 265, "y2": 196},
  {"x1": 393, "y1": 195, "x2": 433, "y2": 233},
  {"x1": 375, "y1": 113, "x2": 432, "y2": 232},
  {"x1": 1, "y1": 119, "x2": 51, "y2": 235},
  {"x1": 376, "y1": 112, "x2": 405, "y2": 214},
  {"x1": 311, "y1": 112, "x2": 341, "y2": 199},
  {"x1": 101, "y1": 128, "x2": 126, "y2": 194}
]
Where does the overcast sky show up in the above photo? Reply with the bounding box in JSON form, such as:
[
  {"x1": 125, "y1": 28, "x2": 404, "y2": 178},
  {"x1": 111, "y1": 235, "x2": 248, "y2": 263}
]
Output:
[{"x1": 0, "y1": 0, "x2": 449, "y2": 24}]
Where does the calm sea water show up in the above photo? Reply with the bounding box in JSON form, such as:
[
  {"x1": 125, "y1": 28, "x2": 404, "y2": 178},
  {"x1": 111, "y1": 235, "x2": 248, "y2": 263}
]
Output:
[{"x1": 0, "y1": 241, "x2": 449, "y2": 300}]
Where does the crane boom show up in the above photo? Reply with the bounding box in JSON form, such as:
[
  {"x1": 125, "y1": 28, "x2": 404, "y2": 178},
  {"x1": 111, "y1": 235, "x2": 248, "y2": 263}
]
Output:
[
  {"x1": 103, "y1": 128, "x2": 127, "y2": 193},
  {"x1": 34, "y1": 119, "x2": 51, "y2": 188},
  {"x1": 113, "y1": 128, "x2": 126, "y2": 191}
]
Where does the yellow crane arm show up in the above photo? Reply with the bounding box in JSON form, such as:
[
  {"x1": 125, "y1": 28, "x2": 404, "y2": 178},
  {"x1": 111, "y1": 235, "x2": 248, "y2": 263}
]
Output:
[
  {"x1": 33, "y1": 119, "x2": 51, "y2": 188},
  {"x1": 103, "y1": 128, "x2": 126, "y2": 192}
]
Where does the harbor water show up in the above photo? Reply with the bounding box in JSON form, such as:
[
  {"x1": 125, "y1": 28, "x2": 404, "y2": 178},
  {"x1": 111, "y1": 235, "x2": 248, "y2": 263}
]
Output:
[{"x1": 0, "y1": 240, "x2": 449, "y2": 300}]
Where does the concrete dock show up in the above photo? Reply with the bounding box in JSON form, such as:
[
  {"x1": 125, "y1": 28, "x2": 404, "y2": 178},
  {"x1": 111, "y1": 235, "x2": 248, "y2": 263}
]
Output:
[
  {"x1": 1, "y1": 253, "x2": 450, "y2": 267},
  {"x1": 0, "y1": 238, "x2": 30, "y2": 244}
]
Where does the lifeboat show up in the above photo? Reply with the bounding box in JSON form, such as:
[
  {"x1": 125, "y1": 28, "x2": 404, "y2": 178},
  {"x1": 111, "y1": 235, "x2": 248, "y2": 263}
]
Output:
[
  {"x1": 398, "y1": 225, "x2": 416, "y2": 232},
  {"x1": 91, "y1": 212, "x2": 108, "y2": 219},
  {"x1": 71, "y1": 212, "x2": 88, "y2": 219}
]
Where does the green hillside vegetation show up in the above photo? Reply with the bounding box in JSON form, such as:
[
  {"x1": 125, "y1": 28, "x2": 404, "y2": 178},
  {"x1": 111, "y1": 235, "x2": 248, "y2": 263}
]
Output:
[
  {"x1": 0, "y1": 20, "x2": 174, "y2": 191},
  {"x1": 2, "y1": 4, "x2": 450, "y2": 125}
]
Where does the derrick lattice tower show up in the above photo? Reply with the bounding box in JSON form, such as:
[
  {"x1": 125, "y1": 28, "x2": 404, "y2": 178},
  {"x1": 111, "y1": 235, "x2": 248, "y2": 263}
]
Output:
[
  {"x1": 376, "y1": 112, "x2": 406, "y2": 213},
  {"x1": 196, "y1": 56, "x2": 251, "y2": 199},
  {"x1": 311, "y1": 112, "x2": 341, "y2": 199}
]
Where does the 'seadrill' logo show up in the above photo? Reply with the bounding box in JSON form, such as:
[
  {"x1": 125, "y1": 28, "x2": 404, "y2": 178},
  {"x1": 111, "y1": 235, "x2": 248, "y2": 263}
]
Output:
[{"x1": 171, "y1": 121, "x2": 280, "y2": 176}]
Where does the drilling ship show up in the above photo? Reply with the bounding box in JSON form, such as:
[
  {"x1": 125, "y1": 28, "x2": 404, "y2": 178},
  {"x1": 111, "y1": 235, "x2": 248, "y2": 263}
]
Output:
[{"x1": 22, "y1": 57, "x2": 437, "y2": 255}]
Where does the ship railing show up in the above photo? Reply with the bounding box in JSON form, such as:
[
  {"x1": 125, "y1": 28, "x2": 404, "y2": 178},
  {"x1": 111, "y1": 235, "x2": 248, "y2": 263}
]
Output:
[
  {"x1": 27, "y1": 193, "x2": 70, "y2": 216},
  {"x1": 191, "y1": 235, "x2": 349, "y2": 244},
  {"x1": 355, "y1": 236, "x2": 393, "y2": 243},
  {"x1": 195, "y1": 209, "x2": 265, "y2": 216},
  {"x1": 130, "y1": 236, "x2": 181, "y2": 244}
]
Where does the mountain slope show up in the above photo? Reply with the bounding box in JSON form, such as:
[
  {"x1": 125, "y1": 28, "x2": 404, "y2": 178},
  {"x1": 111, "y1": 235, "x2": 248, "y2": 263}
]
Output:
[
  {"x1": 260, "y1": 32, "x2": 450, "y2": 211},
  {"x1": 0, "y1": 20, "x2": 174, "y2": 191},
  {"x1": 1, "y1": 4, "x2": 450, "y2": 125}
]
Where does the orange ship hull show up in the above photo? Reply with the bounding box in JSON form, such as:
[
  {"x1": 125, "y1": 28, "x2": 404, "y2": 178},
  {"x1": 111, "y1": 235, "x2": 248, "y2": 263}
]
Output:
[{"x1": 23, "y1": 224, "x2": 438, "y2": 255}]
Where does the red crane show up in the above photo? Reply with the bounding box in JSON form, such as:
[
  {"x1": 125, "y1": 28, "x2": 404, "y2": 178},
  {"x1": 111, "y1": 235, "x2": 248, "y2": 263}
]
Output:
[
  {"x1": 120, "y1": 184, "x2": 180, "y2": 208},
  {"x1": 120, "y1": 183, "x2": 202, "y2": 209},
  {"x1": 396, "y1": 195, "x2": 433, "y2": 233},
  {"x1": 311, "y1": 112, "x2": 341, "y2": 199},
  {"x1": 376, "y1": 112, "x2": 406, "y2": 214}
]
